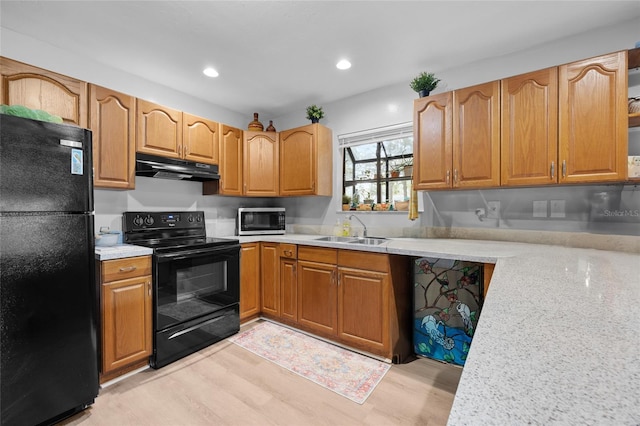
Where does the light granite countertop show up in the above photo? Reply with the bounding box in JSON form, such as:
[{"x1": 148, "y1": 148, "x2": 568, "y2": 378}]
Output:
[
  {"x1": 231, "y1": 233, "x2": 640, "y2": 425},
  {"x1": 94, "y1": 244, "x2": 153, "y2": 260}
]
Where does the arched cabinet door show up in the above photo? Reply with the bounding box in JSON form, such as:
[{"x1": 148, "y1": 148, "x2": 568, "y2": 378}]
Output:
[
  {"x1": 1, "y1": 56, "x2": 87, "y2": 127},
  {"x1": 136, "y1": 98, "x2": 182, "y2": 159},
  {"x1": 558, "y1": 50, "x2": 627, "y2": 183},
  {"x1": 183, "y1": 113, "x2": 219, "y2": 165},
  {"x1": 89, "y1": 84, "x2": 136, "y2": 189}
]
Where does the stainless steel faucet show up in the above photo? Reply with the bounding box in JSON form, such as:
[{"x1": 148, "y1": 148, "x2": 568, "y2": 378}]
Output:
[{"x1": 348, "y1": 214, "x2": 367, "y2": 237}]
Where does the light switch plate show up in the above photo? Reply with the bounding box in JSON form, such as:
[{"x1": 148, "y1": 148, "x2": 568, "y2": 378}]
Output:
[
  {"x1": 550, "y1": 199, "x2": 566, "y2": 218},
  {"x1": 533, "y1": 200, "x2": 547, "y2": 218}
]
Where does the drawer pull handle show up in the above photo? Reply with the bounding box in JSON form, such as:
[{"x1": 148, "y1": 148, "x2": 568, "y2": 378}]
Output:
[
  {"x1": 284, "y1": 250, "x2": 292, "y2": 257},
  {"x1": 119, "y1": 266, "x2": 137, "y2": 272}
]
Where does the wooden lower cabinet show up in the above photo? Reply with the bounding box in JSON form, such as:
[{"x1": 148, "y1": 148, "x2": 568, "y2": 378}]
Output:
[
  {"x1": 99, "y1": 256, "x2": 152, "y2": 383},
  {"x1": 296, "y1": 246, "x2": 411, "y2": 362},
  {"x1": 239, "y1": 243, "x2": 260, "y2": 322},
  {"x1": 297, "y1": 246, "x2": 338, "y2": 336},
  {"x1": 260, "y1": 242, "x2": 280, "y2": 317},
  {"x1": 279, "y1": 244, "x2": 298, "y2": 322}
]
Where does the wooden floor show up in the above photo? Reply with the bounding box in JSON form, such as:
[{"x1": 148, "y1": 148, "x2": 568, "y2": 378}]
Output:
[{"x1": 61, "y1": 322, "x2": 462, "y2": 426}]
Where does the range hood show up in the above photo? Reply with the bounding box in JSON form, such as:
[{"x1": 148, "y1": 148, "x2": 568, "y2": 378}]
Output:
[{"x1": 135, "y1": 153, "x2": 220, "y2": 182}]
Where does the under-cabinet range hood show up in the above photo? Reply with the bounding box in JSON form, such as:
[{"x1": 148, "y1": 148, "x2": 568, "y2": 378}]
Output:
[{"x1": 135, "y1": 153, "x2": 220, "y2": 182}]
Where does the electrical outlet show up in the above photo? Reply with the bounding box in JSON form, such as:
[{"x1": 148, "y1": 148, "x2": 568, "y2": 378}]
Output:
[
  {"x1": 487, "y1": 201, "x2": 500, "y2": 219},
  {"x1": 533, "y1": 200, "x2": 548, "y2": 218},
  {"x1": 550, "y1": 199, "x2": 566, "y2": 218}
]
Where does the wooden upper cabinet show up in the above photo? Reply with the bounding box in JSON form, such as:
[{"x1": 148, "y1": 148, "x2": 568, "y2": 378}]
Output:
[
  {"x1": 207, "y1": 124, "x2": 243, "y2": 196},
  {"x1": 136, "y1": 99, "x2": 183, "y2": 159},
  {"x1": 243, "y1": 131, "x2": 279, "y2": 196},
  {"x1": 0, "y1": 57, "x2": 87, "y2": 127},
  {"x1": 89, "y1": 84, "x2": 136, "y2": 189},
  {"x1": 501, "y1": 68, "x2": 558, "y2": 186},
  {"x1": 183, "y1": 113, "x2": 219, "y2": 165},
  {"x1": 413, "y1": 92, "x2": 453, "y2": 190},
  {"x1": 279, "y1": 123, "x2": 333, "y2": 196},
  {"x1": 453, "y1": 81, "x2": 501, "y2": 188},
  {"x1": 558, "y1": 51, "x2": 628, "y2": 183}
]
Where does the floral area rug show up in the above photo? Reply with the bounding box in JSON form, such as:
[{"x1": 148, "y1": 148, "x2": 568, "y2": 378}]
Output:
[{"x1": 228, "y1": 321, "x2": 390, "y2": 404}]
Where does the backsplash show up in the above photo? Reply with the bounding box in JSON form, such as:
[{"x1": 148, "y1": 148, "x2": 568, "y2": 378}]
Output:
[{"x1": 424, "y1": 183, "x2": 639, "y2": 236}]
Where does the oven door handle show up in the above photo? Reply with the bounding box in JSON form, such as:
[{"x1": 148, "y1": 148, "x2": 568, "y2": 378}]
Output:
[{"x1": 155, "y1": 245, "x2": 240, "y2": 262}]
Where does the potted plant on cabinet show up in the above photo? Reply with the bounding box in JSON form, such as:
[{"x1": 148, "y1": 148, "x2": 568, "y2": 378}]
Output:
[
  {"x1": 342, "y1": 194, "x2": 351, "y2": 211},
  {"x1": 409, "y1": 71, "x2": 440, "y2": 98},
  {"x1": 306, "y1": 105, "x2": 325, "y2": 123}
]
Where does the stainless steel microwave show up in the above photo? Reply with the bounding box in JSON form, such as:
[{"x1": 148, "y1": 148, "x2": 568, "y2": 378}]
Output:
[{"x1": 236, "y1": 207, "x2": 286, "y2": 235}]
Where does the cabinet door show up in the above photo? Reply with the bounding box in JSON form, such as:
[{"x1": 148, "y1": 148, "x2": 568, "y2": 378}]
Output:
[
  {"x1": 280, "y1": 258, "x2": 297, "y2": 322},
  {"x1": 337, "y1": 267, "x2": 389, "y2": 354},
  {"x1": 136, "y1": 99, "x2": 182, "y2": 159},
  {"x1": 413, "y1": 92, "x2": 453, "y2": 190},
  {"x1": 239, "y1": 243, "x2": 260, "y2": 322},
  {"x1": 501, "y1": 68, "x2": 558, "y2": 186},
  {"x1": 218, "y1": 124, "x2": 243, "y2": 195},
  {"x1": 279, "y1": 125, "x2": 316, "y2": 196},
  {"x1": 453, "y1": 81, "x2": 501, "y2": 188},
  {"x1": 559, "y1": 51, "x2": 627, "y2": 183},
  {"x1": 297, "y1": 260, "x2": 337, "y2": 336},
  {"x1": 89, "y1": 84, "x2": 136, "y2": 189},
  {"x1": 183, "y1": 113, "x2": 219, "y2": 165},
  {"x1": 102, "y1": 275, "x2": 152, "y2": 373},
  {"x1": 244, "y1": 131, "x2": 279, "y2": 196},
  {"x1": 260, "y1": 243, "x2": 280, "y2": 317},
  {"x1": 0, "y1": 57, "x2": 87, "y2": 127}
]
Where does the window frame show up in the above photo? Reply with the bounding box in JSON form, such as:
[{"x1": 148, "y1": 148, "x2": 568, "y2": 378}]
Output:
[{"x1": 339, "y1": 122, "x2": 413, "y2": 210}]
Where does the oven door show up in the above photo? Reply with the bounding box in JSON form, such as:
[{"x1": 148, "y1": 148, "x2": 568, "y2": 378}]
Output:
[{"x1": 154, "y1": 244, "x2": 240, "y2": 331}]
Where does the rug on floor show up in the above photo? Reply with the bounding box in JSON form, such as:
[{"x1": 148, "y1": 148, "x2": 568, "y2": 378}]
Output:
[{"x1": 228, "y1": 321, "x2": 391, "y2": 404}]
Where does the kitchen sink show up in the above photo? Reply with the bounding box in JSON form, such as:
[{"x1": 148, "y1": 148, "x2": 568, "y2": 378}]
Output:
[
  {"x1": 348, "y1": 237, "x2": 387, "y2": 245},
  {"x1": 314, "y1": 236, "x2": 387, "y2": 245},
  {"x1": 314, "y1": 236, "x2": 360, "y2": 243}
]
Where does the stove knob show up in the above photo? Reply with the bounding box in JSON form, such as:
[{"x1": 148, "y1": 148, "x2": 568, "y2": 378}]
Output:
[
  {"x1": 144, "y1": 215, "x2": 154, "y2": 226},
  {"x1": 133, "y1": 216, "x2": 144, "y2": 227},
  {"x1": 196, "y1": 215, "x2": 202, "y2": 222},
  {"x1": 188, "y1": 215, "x2": 194, "y2": 222}
]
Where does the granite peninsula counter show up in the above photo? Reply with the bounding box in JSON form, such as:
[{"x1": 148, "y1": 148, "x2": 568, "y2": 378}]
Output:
[{"x1": 232, "y1": 234, "x2": 640, "y2": 425}]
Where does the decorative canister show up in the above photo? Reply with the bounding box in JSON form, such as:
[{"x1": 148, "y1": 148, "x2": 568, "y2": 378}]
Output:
[
  {"x1": 248, "y1": 112, "x2": 264, "y2": 131},
  {"x1": 629, "y1": 98, "x2": 640, "y2": 114},
  {"x1": 266, "y1": 120, "x2": 276, "y2": 132}
]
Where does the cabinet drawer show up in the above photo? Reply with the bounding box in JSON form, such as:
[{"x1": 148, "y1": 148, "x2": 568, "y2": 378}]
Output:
[
  {"x1": 338, "y1": 250, "x2": 389, "y2": 273},
  {"x1": 298, "y1": 246, "x2": 337, "y2": 264},
  {"x1": 102, "y1": 256, "x2": 152, "y2": 282},
  {"x1": 279, "y1": 243, "x2": 297, "y2": 259}
]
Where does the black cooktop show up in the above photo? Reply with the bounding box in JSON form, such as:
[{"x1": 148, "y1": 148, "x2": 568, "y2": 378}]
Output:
[{"x1": 122, "y1": 211, "x2": 238, "y2": 252}]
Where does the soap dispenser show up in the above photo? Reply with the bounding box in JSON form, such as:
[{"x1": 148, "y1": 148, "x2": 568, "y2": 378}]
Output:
[{"x1": 342, "y1": 218, "x2": 351, "y2": 237}]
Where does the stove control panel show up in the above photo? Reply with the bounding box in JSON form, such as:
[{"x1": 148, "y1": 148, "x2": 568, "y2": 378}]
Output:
[{"x1": 123, "y1": 211, "x2": 205, "y2": 231}]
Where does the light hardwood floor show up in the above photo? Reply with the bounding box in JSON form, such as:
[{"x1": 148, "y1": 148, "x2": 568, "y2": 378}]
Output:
[{"x1": 61, "y1": 322, "x2": 462, "y2": 426}]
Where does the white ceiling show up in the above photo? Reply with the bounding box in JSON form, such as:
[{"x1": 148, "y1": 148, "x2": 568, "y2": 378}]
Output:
[{"x1": 1, "y1": 1, "x2": 639, "y2": 118}]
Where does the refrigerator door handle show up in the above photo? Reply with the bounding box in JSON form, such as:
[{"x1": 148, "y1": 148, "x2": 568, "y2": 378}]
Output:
[{"x1": 60, "y1": 139, "x2": 83, "y2": 148}]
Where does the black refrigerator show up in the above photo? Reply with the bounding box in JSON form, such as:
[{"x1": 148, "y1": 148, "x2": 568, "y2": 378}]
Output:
[{"x1": 0, "y1": 114, "x2": 99, "y2": 425}]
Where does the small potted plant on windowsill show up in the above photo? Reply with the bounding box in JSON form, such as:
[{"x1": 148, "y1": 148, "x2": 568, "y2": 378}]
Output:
[
  {"x1": 409, "y1": 71, "x2": 440, "y2": 98},
  {"x1": 306, "y1": 105, "x2": 325, "y2": 123},
  {"x1": 341, "y1": 194, "x2": 351, "y2": 211}
]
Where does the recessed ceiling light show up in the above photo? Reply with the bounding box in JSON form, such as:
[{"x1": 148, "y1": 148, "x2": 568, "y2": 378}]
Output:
[
  {"x1": 336, "y1": 59, "x2": 351, "y2": 70},
  {"x1": 203, "y1": 67, "x2": 219, "y2": 78}
]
